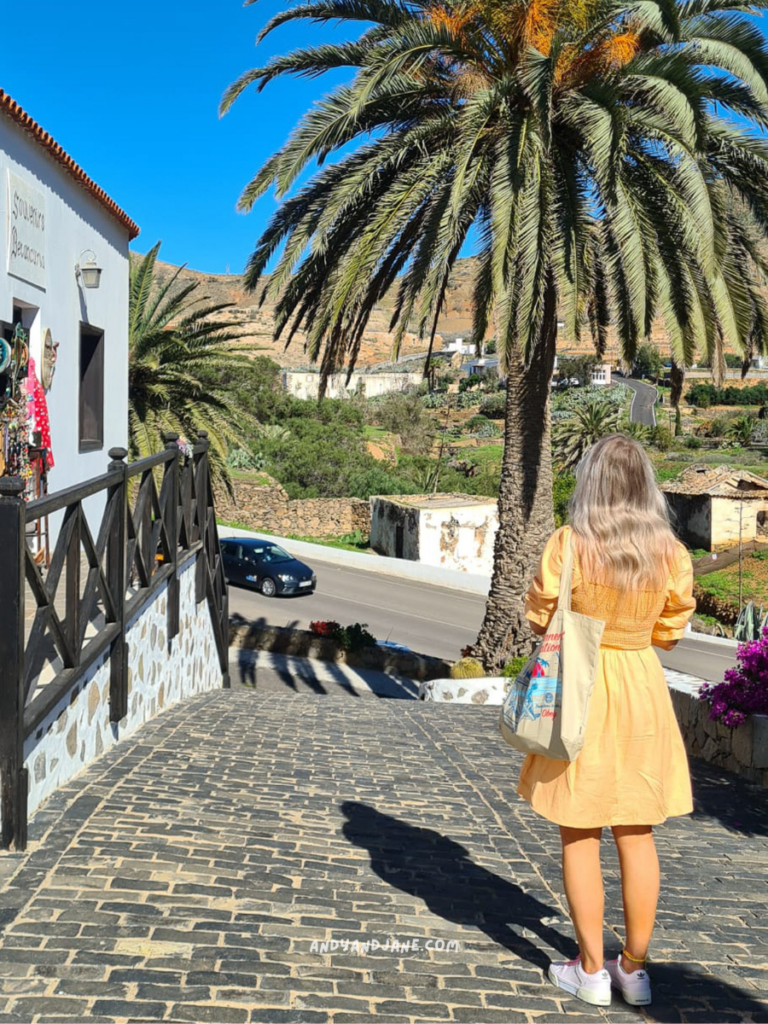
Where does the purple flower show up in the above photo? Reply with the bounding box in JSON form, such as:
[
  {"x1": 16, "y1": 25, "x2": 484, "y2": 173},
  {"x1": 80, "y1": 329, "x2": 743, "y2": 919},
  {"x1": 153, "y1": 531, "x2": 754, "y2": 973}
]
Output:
[{"x1": 700, "y1": 631, "x2": 768, "y2": 726}]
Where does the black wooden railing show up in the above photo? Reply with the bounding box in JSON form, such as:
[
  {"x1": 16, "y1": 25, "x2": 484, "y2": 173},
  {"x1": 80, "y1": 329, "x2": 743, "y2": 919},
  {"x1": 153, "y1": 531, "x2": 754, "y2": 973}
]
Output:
[{"x1": 0, "y1": 432, "x2": 229, "y2": 851}]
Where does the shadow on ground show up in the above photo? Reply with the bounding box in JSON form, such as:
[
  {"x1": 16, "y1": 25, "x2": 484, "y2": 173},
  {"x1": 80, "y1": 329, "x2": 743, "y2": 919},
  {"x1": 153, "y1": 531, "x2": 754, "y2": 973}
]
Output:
[
  {"x1": 341, "y1": 801, "x2": 768, "y2": 1022},
  {"x1": 691, "y1": 759, "x2": 768, "y2": 837}
]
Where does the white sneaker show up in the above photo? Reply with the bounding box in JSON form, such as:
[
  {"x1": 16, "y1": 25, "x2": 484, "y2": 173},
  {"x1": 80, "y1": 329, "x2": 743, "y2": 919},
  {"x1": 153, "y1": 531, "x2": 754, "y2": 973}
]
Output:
[
  {"x1": 605, "y1": 957, "x2": 652, "y2": 1005},
  {"x1": 548, "y1": 956, "x2": 612, "y2": 1006}
]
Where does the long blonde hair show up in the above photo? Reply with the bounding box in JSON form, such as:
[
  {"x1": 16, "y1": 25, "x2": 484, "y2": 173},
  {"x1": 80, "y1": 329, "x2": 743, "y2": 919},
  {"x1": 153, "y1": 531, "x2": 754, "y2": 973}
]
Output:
[{"x1": 569, "y1": 434, "x2": 678, "y2": 590}]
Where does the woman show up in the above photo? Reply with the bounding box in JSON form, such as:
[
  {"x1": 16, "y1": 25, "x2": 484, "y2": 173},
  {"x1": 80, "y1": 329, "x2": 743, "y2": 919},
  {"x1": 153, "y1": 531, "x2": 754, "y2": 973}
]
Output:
[{"x1": 519, "y1": 434, "x2": 695, "y2": 1008}]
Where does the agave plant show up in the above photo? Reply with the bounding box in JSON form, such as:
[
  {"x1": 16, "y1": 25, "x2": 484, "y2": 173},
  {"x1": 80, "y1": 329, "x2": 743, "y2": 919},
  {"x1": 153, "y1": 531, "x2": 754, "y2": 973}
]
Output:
[
  {"x1": 223, "y1": 0, "x2": 768, "y2": 667},
  {"x1": 259, "y1": 424, "x2": 292, "y2": 442},
  {"x1": 734, "y1": 601, "x2": 768, "y2": 642},
  {"x1": 726, "y1": 414, "x2": 757, "y2": 446}
]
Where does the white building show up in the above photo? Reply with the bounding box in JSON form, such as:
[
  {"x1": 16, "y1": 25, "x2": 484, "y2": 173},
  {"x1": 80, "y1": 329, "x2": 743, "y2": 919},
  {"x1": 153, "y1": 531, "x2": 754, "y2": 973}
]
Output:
[
  {"x1": 0, "y1": 90, "x2": 138, "y2": 519},
  {"x1": 282, "y1": 369, "x2": 422, "y2": 400},
  {"x1": 370, "y1": 494, "x2": 498, "y2": 575},
  {"x1": 552, "y1": 355, "x2": 612, "y2": 386},
  {"x1": 441, "y1": 337, "x2": 476, "y2": 357}
]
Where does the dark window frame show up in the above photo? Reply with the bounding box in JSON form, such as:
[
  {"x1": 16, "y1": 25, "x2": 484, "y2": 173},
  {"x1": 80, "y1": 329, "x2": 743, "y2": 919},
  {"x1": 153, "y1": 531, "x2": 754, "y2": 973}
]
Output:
[{"x1": 79, "y1": 323, "x2": 105, "y2": 453}]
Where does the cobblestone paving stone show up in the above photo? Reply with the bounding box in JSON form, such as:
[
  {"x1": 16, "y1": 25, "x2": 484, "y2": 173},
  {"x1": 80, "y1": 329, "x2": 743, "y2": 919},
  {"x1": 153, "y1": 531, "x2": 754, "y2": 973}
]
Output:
[{"x1": 0, "y1": 691, "x2": 766, "y2": 1024}]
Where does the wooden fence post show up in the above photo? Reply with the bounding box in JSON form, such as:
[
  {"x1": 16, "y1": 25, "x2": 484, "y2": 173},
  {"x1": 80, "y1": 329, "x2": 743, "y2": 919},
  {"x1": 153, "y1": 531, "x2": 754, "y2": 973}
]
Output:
[
  {"x1": 0, "y1": 479, "x2": 27, "y2": 850},
  {"x1": 194, "y1": 432, "x2": 209, "y2": 604},
  {"x1": 107, "y1": 448, "x2": 128, "y2": 723},
  {"x1": 163, "y1": 434, "x2": 180, "y2": 640}
]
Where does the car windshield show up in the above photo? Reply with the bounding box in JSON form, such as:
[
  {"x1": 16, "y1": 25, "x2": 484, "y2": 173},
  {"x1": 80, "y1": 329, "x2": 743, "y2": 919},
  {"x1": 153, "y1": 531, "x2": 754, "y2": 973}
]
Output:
[{"x1": 247, "y1": 543, "x2": 292, "y2": 564}]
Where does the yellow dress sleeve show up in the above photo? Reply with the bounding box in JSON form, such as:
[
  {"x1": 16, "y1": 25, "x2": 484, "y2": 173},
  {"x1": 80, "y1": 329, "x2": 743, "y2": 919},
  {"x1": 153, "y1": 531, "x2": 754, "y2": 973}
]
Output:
[
  {"x1": 651, "y1": 544, "x2": 696, "y2": 645},
  {"x1": 525, "y1": 527, "x2": 581, "y2": 630}
]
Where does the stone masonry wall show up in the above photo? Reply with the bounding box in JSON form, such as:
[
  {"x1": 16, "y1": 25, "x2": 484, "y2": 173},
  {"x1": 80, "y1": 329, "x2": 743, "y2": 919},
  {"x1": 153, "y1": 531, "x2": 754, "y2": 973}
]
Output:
[
  {"x1": 23, "y1": 557, "x2": 222, "y2": 818},
  {"x1": 217, "y1": 479, "x2": 371, "y2": 538},
  {"x1": 669, "y1": 683, "x2": 768, "y2": 787}
]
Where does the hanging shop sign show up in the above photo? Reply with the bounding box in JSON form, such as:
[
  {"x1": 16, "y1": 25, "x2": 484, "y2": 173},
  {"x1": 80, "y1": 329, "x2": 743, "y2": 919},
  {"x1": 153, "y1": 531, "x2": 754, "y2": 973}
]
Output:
[
  {"x1": 40, "y1": 327, "x2": 58, "y2": 389},
  {"x1": 7, "y1": 171, "x2": 46, "y2": 289}
]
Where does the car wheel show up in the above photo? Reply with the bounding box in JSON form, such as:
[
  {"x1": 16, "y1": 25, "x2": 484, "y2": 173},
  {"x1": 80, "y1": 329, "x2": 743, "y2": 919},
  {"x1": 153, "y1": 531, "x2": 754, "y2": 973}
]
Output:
[{"x1": 261, "y1": 577, "x2": 277, "y2": 598}]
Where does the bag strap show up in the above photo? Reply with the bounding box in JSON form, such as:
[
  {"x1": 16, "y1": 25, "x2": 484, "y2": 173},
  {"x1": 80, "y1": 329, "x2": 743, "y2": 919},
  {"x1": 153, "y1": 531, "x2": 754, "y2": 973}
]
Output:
[{"x1": 558, "y1": 528, "x2": 575, "y2": 612}]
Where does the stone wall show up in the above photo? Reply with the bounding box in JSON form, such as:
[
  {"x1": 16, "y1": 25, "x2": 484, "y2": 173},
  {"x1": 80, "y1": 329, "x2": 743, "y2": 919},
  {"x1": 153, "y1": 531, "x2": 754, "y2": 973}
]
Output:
[
  {"x1": 217, "y1": 479, "x2": 371, "y2": 538},
  {"x1": 668, "y1": 678, "x2": 768, "y2": 787},
  {"x1": 692, "y1": 583, "x2": 739, "y2": 625},
  {"x1": 23, "y1": 556, "x2": 222, "y2": 818},
  {"x1": 229, "y1": 621, "x2": 452, "y2": 681}
]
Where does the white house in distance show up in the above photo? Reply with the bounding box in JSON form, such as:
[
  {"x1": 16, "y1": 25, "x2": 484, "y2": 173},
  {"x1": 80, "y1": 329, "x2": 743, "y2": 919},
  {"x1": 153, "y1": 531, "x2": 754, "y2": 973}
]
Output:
[
  {"x1": 465, "y1": 353, "x2": 612, "y2": 386},
  {"x1": 370, "y1": 493, "x2": 499, "y2": 575},
  {"x1": 282, "y1": 369, "x2": 423, "y2": 400},
  {"x1": 0, "y1": 90, "x2": 138, "y2": 540},
  {"x1": 441, "y1": 337, "x2": 476, "y2": 358}
]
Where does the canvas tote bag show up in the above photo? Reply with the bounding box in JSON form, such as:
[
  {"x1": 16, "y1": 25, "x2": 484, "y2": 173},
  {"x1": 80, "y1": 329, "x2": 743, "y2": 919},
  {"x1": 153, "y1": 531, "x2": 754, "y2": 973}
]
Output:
[{"x1": 499, "y1": 530, "x2": 605, "y2": 761}]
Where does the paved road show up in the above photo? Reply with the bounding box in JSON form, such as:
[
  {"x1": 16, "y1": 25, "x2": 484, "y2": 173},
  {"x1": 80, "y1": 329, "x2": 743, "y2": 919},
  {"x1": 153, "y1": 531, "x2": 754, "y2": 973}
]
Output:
[
  {"x1": 229, "y1": 557, "x2": 483, "y2": 662},
  {"x1": 616, "y1": 373, "x2": 658, "y2": 426},
  {"x1": 1, "y1": 689, "x2": 765, "y2": 1023},
  {"x1": 229, "y1": 558, "x2": 737, "y2": 681}
]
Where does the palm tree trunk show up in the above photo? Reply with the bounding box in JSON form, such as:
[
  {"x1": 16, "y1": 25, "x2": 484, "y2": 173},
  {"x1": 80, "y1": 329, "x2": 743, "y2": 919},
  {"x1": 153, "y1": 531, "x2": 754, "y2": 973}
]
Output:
[
  {"x1": 670, "y1": 361, "x2": 685, "y2": 407},
  {"x1": 470, "y1": 278, "x2": 558, "y2": 672}
]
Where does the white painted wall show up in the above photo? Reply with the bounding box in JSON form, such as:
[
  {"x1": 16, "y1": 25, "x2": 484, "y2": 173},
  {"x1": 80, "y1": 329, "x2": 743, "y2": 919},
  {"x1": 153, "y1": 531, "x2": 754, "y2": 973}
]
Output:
[
  {"x1": 418, "y1": 502, "x2": 499, "y2": 574},
  {"x1": 0, "y1": 113, "x2": 131, "y2": 535},
  {"x1": 283, "y1": 370, "x2": 422, "y2": 400}
]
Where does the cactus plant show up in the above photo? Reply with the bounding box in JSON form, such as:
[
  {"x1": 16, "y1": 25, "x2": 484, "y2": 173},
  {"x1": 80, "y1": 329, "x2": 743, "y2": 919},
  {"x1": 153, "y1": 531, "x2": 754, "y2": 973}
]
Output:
[{"x1": 449, "y1": 658, "x2": 485, "y2": 680}]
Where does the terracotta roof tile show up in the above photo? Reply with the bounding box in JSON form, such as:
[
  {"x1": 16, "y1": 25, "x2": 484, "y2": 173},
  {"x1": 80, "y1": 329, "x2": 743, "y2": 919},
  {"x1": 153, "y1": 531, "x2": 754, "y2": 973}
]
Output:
[
  {"x1": 662, "y1": 464, "x2": 768, "y2": 497},
  {"x1": 0, "y1": 90, "x2": 139, "y2": 240}
]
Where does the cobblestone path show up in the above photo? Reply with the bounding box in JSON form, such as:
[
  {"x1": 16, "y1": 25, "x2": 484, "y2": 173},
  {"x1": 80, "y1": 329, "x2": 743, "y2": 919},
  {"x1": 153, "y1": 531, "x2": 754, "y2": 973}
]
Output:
[{"x1": 0, "y1": 691, "x2": 766, "y2": 1023}]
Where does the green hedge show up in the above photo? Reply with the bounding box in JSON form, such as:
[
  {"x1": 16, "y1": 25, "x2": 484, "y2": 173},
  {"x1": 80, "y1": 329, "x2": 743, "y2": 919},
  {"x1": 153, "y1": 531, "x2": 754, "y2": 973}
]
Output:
[{"x1": 686, "y1": 382, "x2": 768, "y2": 407}]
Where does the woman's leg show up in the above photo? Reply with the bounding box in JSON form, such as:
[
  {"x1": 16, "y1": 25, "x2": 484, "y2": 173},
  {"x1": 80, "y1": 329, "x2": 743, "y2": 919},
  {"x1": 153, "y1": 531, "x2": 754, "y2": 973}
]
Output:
[
  {"x1": 611, "y1": 825, "x2": 660, "y2": 973},
  {"x1": 560, "y1": 826, "x2": 604, "y2": 973}
]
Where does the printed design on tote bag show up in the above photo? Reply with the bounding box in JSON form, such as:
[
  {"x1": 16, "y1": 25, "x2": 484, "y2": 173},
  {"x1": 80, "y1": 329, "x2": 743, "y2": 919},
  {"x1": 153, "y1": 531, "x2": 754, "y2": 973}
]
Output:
[
  {"x1": 518, "y1": 677, "x2": 561, "y2": 721},
  {"x1": 502, "y1": 630, "x2": 564, "y2": 726}
]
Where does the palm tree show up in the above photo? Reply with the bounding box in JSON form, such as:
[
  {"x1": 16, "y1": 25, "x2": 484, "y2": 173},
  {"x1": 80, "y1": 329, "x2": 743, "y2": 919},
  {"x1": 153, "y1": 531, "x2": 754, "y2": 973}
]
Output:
[
  {"x1": 554, "y1": 400, "x2": 621, "y2": 469},
  {"x1": 129, "y1": 243, "x2": 259, "y2": 486},
  {"x1": 622, "y1": 421, "x2": 652, "y2": 444},
  {"x1": 223, "y1": 0, "x2": 768, "y2": 668}
]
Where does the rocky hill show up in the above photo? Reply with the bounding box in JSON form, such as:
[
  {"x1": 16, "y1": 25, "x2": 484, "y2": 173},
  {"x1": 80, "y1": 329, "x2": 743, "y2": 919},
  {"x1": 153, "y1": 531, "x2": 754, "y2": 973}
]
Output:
[
  {"x1": 143, "y1": 256, "x2": 474, "y2": 368},
  {"x1": 141, "y1": 254, "x2": 674, "y2": 368}
]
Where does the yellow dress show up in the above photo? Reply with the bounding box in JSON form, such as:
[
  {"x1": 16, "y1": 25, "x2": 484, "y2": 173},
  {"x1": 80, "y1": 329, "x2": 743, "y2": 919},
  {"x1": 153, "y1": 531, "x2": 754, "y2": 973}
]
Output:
[{"x1": 517, "y1": 525, "x2": 696, "y2": 829}]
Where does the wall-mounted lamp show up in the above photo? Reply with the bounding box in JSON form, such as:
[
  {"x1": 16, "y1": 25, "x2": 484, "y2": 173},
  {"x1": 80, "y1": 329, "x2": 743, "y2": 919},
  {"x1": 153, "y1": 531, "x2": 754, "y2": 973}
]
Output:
[{"x1": 75, "y1": 250, "x2": 102, "y2": 289}]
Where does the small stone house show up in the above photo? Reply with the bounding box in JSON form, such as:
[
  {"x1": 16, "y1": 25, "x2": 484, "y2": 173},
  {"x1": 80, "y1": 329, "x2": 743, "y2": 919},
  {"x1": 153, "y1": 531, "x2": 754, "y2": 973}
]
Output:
[
  {"x1": 370, "y1": 494, "x2": 498, "y2": 574},
  {"x1": 662, "y1": 466, "x2": 768, "y2": 551}
]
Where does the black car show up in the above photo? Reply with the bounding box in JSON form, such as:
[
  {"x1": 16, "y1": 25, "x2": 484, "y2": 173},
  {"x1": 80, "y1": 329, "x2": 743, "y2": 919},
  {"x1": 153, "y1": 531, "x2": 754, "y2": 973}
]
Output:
[{"x1": 220, "y1": 537, "x2": 317, "y2": 597}]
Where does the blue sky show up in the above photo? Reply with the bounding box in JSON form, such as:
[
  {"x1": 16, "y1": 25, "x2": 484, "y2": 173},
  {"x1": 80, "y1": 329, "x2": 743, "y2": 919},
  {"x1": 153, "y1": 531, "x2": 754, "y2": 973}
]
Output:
[{"x1": 4, "y1": 0, "x2": 355, "y2": 274}]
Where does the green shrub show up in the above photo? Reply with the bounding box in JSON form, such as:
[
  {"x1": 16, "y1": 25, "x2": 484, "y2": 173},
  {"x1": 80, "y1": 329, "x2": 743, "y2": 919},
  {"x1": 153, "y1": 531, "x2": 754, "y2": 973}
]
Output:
[
  {"x1": 479, "y1": 395, "x2": 506, "y2": 418},
  {"x1": 553, "y1": 472, "x2": 576, "y2": 527},
  {"x1": 652, "y1": 425, "x2": 673, "y2": 452},
  {"x1": 502, "y1": 656, "x2": 528, "y2": 678},
  {"x1": 685, "y1": 435, "x2": 702, "y2": 449},
  {"x1": 686, "y1": 382, "x2": 768, "y2": 407}
]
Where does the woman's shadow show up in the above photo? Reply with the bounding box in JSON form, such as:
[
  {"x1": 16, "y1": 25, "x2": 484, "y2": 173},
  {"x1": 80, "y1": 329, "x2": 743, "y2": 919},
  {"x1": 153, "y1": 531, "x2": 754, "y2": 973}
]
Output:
[
  {"x1": 340, "y1": 801, "x2": 768, "y2": 1021},
  {"x1": 340, "y1": 799, "x2": 574, "y2": 969}
]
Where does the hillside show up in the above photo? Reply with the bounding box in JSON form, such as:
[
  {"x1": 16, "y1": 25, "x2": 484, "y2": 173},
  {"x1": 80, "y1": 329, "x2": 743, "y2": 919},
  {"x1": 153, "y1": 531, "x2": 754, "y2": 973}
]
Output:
[{"x1": 138, "y1": 253, "x2": 676, "y2": 369}]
